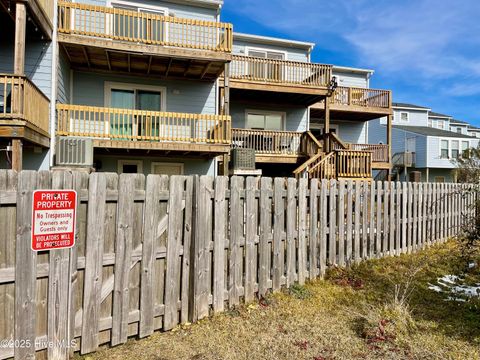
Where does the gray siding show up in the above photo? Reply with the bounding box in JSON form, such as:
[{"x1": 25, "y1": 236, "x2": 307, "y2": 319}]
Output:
[
  {"x1": 233, "y1": 40, "x2": 309, "y2": 63},
  {"x1": 72, "y1": 71, "x2": 216, "y2": 114},
  {"x1": 426, "y1": 137, "x2": 479, "y2": 168},
  {"x1": 231, "y1": 102, "x2": 308, "y2": 132},
  {"x1": 94, "y1": 154, "x2": 215, "y2": 175},
  {"x1": 332, "y1": 70, "x2": 368, "y2": 88}
]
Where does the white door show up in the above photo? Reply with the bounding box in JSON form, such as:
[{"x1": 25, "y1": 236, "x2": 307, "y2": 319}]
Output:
[{"x1": 151, "y1": 162, "x2": 184, "y2": 175}]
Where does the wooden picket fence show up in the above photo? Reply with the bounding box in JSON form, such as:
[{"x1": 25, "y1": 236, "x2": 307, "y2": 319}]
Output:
[{"x1": 0, "y1": 170, "x2": 476, "y2": 359}]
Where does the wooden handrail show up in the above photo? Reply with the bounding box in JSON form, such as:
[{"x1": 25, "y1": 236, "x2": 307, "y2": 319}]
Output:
[
  {"x1": 56, "y1": 104, "x2": 231, "y2": 144},
  {"x1": 230, "y1": 55, "x2": 332, "y2": 87},
  {"x1": 327, "y1": 132, "x2": 348, "y2": 150},
  {"x1": 232, "y1": 128, "x2": 303, "y2": 155},
  {"x1": 330, "y1": 87, "x2": 391, "y2": 109},
  {"x1": 0, "y1": 74, "x2": 50, "y2": 134},
  {"x1": 335, "y1": 150, "x2": 372, "y2": 178},
  {"x1": 301, "y1": 131, "x2": 322, "y2": 156},
  {"x1": 57, "y1": 1, "x2": 233, "y2": 52},
  {"x1": 308, "y1": 152, "x2": 336, "y2": 180},
  {"x1": 347, "y1": 143, "x2": 389, "y2": 163},
  {"x1": 293, "y1": 151, "x2": 324, "y2": 177}
]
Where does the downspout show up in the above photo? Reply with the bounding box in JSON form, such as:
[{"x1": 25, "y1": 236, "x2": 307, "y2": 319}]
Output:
[{"x1": 49, "y1": 0, "x2": 59, "y2": 168}]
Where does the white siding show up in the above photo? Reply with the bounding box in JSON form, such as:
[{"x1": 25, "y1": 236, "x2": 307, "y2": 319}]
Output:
[
  {"x1": 332, "y1": 70, "x2": 368, "y2": 88},
  {"x1": 232, "y1": 40, "x2": 309, "y2": 63}
]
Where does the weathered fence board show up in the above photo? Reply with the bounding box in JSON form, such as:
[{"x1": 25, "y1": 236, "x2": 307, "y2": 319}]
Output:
[{"x1": 0, "y1": 171, "x2": 476, "y2": 360}]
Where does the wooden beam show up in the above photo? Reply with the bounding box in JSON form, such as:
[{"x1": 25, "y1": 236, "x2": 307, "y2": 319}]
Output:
[
  {"x1": 200, "y1": 62, "x2": 211, "y2": 79},
  {"x1": 183, "y1": 60, "x2": 193, "y2": 77},
  {"x1": 324, "y1": 98, "x2": 330, "y2": 152},
  {"x1": 105, "y1": 50, "x2": 112, "y2": 71},
  {"x1": 223, "y1": 62, "x2": 230, "y2": 116},
  {"x1": 147, "y1": 56, "x2": 152, "y2": 74},
  {"x1": 165, "y1": 58, "x2": 173, "y2": 77},
  {"x1": 82, "y1": 47, "x2": 91, "y2": 68},
  {"x1": 14, "y1": 2, "x2": 26, "y2": 75},
  {"x1": 387, "y1": 114, "x2": 393, "y2": 181},
  {"x1": 127, "y1": 53, "x2": 131, "y2": 72},
  {"x1": 11, "y1": 139, "x2": 22, "y2": 171}
]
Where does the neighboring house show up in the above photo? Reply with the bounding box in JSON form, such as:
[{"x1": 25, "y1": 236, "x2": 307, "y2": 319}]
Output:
[
  {"x1": 369, "y1": 103, "x2": 480, "y2": 182},
  {"x1": 0, "y1": 0, "x2": 394, "y2": 180}
]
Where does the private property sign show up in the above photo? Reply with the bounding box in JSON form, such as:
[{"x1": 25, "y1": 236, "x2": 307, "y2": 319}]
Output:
[{"x1": 32, "y1": 190, "x2": 77, "y2": 251}]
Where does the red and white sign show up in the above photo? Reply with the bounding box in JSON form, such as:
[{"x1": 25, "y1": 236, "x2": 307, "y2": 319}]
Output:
[{"x1": 32, "y1": 190, "x2": 77, "y2": 251}]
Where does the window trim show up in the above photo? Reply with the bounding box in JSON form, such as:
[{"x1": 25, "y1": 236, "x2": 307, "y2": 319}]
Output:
[
  {"x1": 118, "y1": 159, "x2": 143, "y2": 174},
  {"x1": 151, "y1": 162, "x2": 184, "y2": 175},
  {"x1": 438, "y1": 138, "x2": 470, "y2": 159},
  {"x1": 244, "y1": 46, "x2": 288, "y2": 61},
  {"x1": 245, "y1": 109, "x2": 287, "y2": 131},
  {"x1": 309, "y1": 122, "x2": 340, "y2": 137},
  {"x1": 399, "y1": 112, "x2": 409, "y2": 122},
  {"x1": 107, "y1": 0, "x2": 169, "y2": 15},
  {"x1": 104, "y1": 81, "x2": 167, "y2": 110},
  {"x1": 439, "y1": 139, "x2": 450, "y2": 159}
]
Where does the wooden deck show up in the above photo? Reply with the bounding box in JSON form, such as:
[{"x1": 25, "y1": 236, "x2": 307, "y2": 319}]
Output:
[
  {"x1": 56, "y1": 104, "x2": 231, "y2": 156},
  {"x1": 57, "y1": 2, "x2": 232, "y2": 80},
  {"x1": 0, "y1": 74, "x2": 50, "y2": 147},
  {"x1": 221, "y1": 56, "x2": 332, "y2": 104},
  {"x1": 311, "y1": 86, "x2": 392, "y2": 121}
]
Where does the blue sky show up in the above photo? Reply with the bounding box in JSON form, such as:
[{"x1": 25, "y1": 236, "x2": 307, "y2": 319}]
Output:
[{"x1": 222, "y1": 0, "x2": 480, "y2": 126}]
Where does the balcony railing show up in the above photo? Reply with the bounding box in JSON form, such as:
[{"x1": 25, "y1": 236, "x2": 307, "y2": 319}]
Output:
[
  {"x1": 230, "y1": 55, "x2": 332, "y2": 87},
  {"x1": 57, "y1": 1, "x2": 233, "y2": 52},
  {"x1": 56, "y1": 104, "x2": 231, "y2": 144},
  {"x1": 330, "y1": 87, "x2": 391, "y2": 109},
  {"x1": 232, "y1": 128, "x2": 304, "y2": 155},
  {"x1": 336, "y1": 150, "x2": 372, "y2": 178},
  {"x1": 346, "y1": 144, "x2": 389, "y2": 163},
  {"x1": 0, "y1": 74, "x2": 50, "y2": 134}
]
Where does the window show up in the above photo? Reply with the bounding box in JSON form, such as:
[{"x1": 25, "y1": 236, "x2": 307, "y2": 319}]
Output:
[
  {"x1": 151, "y1": 162, "x2": 184, "y2": 175},
  {"x1": 105, "y1": 82, "x2": 166, "y2": 138},
  {"x1": 440, "y1": 140, "x2": 449, "y2": 159},
  {"x1": 437, "y1": 120, "x2": 444, "y2": 129},
  {"x1": 400, "y1": 112, "x2": 409, "y2": 122},
  {"x1": 246, "y1": 111, "x2": 285, "y2": 130},
  {"x1": 428, "y1": 119, "x2": 433, "y2": 127},
  {"x1": 247, "y1": 49, "x2": 285, "y2": 81},
  {"x1": 456, "y1": 127, "x2": 462, "y2": 134},
  {"x1": 434, "y1": 176, "x2": 445, "y2": 183},
  {"x1": 471, "y1": 131, "x2": 476, "y2": 137},
  {"x1": 118, "y1": 160, "x2": 143, "y2": 174},
  {"x1": 110, "y1": 1, "x2": 168, "y2": 42},
  {"x1": 461, "y1": 141, "x2": 469, "y2": 157},
  {"x1": 451, "y1": 140, "x2": 459, "y2": 159}
]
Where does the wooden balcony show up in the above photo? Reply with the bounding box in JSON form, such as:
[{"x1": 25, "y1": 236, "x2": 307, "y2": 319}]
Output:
[
  {"x1": 223, "y1": 55, "x2": 333, "y2": 106},
  {"x1": 346, "y1": 143, "x2": 389, "y2": 169},
  {"x1": 0, "y1": 0, "x2": 54, "y2": 38},
  {"x1": 56, "y1": 104, "x2": 231, "y2": 156},
  {"x1": 231, "y1": 128, "x2": 322, "y2": 163},
  {"x1": 0, "y1": 74, "x2": 50, "y2": 147},
  {"x1": 57, "y1": 1, "x2": 233, "y2": 80},
  {"x1": 311, "y1": 86, "x2": 392, "y2": 121}
]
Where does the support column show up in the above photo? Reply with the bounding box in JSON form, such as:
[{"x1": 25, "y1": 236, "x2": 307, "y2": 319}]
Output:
[
  {"x1": 386, "y1": 113, "x2": 393, "y2": 181},
  {"x1": 12, "y1": 139, "x2": 23, "y2": 172},
  {"x1": 12, "y1": 2, "x2": 27, "y2": 172},
  {"x1": 221, "y1": 62, "x2": 231, "y2": 175},
  {"x1": 324, "y1": 98, "x2": 330, "y2": 153}
]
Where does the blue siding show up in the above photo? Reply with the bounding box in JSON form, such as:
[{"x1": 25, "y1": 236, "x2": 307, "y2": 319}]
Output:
[
  {"x1": 0, "y1": 37, "x2": 52, "y2": 99},
  {"x1": 231, "y1": 102, "x2": 308, "y2": 132},
  {"x1": 72, "y1": 71, "x2": 216, "y2": 114},
  {"x1": 233, "y1": 40, "x2": 309, "y2": 62},
  {"x1": 57, "y1": 52, "x2": 71, "y2": 104}
]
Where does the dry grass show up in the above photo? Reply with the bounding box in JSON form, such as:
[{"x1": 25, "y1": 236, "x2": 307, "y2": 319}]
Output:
[{"x1": 80, "y1": 241, "x2": 480, "y2": 360}]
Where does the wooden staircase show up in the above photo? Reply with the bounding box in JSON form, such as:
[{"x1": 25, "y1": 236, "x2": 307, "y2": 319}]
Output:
[{"x1": 294, "y1": 132, "x2": 373, "y2": 180}]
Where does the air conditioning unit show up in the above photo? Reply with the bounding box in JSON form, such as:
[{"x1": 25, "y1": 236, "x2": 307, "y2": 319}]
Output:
[
  {"x1": 56, "y1": 137, "x2": 93, "y2": 167},
  {"x1": 231, "y1": 148, "x2": 255, "y2": 170}
]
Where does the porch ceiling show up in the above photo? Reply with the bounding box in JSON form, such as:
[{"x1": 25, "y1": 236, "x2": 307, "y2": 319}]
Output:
[
  {"x1": 61, "y1": 43, "x2": 226, "y2": 81},
  {"x1": 230, "y1": 88, "x2": 326, "y2": 107},
  {"x1": 310, "y1": 107, "x2": 390, "y2": 121}
]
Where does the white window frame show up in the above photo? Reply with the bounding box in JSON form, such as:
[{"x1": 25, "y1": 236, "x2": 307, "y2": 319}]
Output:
[
  {"x1": 399, "y1": 112, "x2": 409, "y2": 122},
  {"x1": 151, "y1": 162, "x2": 184, "y2": 175},
  {"x1": 245, "y1": 109, "x2": 286, "y2": 130},
  {"x1": 118, "y1": 159, "x2": 143, "y2": 174},
  {"x1": 106, "y1": 0, "x2": 169, "y2": 41},
  {"x1": 245, "y1": 47, "x2": 288, "y2": 80},
  {"x1": 104, "y1": 81, "x2": 167, "y2": 137},
  {"x1": 439, "y1": 139, "x2": 450, "y2": 159},
  {"x1": 309, "y1": 122, "x2": 340, "y2": 137}
]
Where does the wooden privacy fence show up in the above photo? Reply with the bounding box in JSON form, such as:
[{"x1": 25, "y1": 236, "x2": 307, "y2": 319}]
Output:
[{"x1": 0, "y1": 171, "x2": 476, "y2": 359}]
